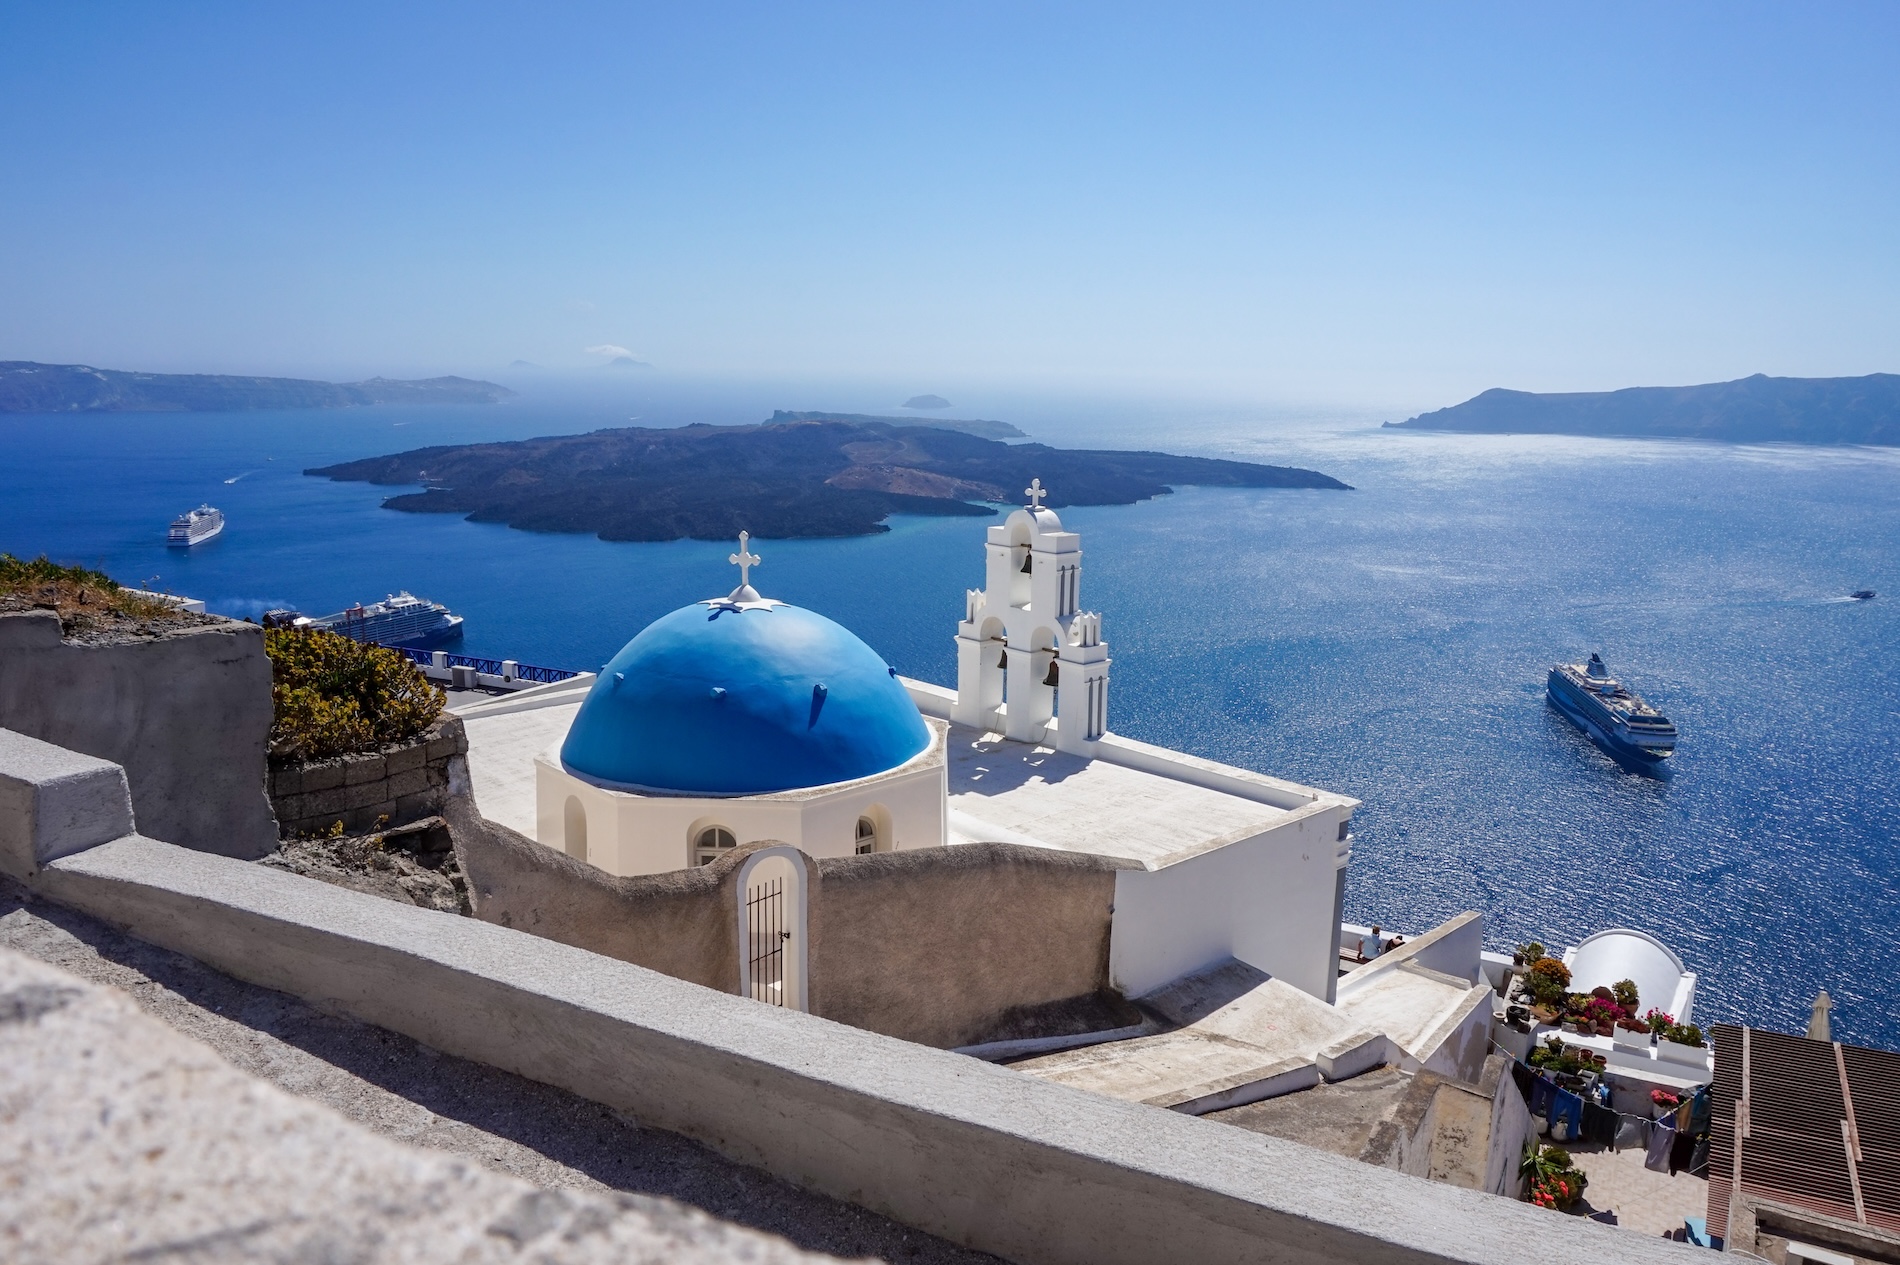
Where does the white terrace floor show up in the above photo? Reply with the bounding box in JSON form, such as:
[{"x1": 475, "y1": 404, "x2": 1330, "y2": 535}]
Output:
[
  {"x1": 455, "y1": 688, "x2": 1296, "y2": 868},
  {"x1": 942, "y1": 724, "x2": 1289, "y2": 868}
]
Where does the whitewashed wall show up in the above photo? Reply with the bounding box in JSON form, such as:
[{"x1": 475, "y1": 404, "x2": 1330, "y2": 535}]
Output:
[{"x1": 1109, "y1": 803, "x2": 1351, "y2": 1000}]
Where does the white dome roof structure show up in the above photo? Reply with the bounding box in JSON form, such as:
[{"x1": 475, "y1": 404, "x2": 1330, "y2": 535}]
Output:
[{"x1": 1562, "y1": 928, "x2": 1697, "y2": 1023}]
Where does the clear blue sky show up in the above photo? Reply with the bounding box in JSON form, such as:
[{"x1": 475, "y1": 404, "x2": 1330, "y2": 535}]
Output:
[{"x1": 2, "y1": 3, "x2": 1895, "y2": 409}]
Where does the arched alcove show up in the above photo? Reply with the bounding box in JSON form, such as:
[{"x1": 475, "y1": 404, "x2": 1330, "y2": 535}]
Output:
[{"x1": 562, "y1": 796, "x2": 588, "y2": 862}]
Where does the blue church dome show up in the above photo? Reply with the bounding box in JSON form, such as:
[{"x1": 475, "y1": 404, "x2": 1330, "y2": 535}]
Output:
[{"x1": 560, "y1": 598, "x2": 932, "y2": 795}]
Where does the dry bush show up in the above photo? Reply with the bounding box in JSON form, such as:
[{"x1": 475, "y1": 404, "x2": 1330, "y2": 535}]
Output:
[{"x1": 0, "y1": 553, "x2": 181, "y2": 621}]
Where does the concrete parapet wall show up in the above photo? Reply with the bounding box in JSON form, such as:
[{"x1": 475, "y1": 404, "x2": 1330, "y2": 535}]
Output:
[
  {"x1": 271, "y1": 716, "x2": 466, "y2": 837},
  {"x1": 0, "y1": 945, "x2": 834, "y2": 1265},
  {"x1": 0, "y1": 609, "x2": 276, "y2": 857},
  {"x1": 25, "y1": 826, "x2": 1695, "y2": 1265},
  {"x1": 0, "y1": 728, "x2": 135, "y2": 880}
]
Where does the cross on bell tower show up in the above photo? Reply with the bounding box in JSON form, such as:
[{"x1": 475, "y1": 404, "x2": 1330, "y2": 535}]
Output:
[{"x1": 1025, "y1": 478, "x2": 1046, "y2": 510}]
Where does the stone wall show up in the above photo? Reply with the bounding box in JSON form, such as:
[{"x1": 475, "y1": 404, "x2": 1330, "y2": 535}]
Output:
[
  {"x1": 447, "y1": 779, "x2": 1133, "y2": 1049},
  {"x1": 0, "y1": 609, "x2": 276, "y2": 858},
  {"x1": 811, "y1": 843, "x2": 1134, "y2": 1049},
  {"x1": 271, "y1": 717, "x2": 466, "y2": 838},
  {"x1": 444, "y1": 781, "x2": 739, "y2": 991}
]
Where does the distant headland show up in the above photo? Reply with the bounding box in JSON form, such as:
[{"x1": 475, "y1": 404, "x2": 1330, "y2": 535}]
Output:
[
  {"x1": 768, "y1": 409, "x2": 1026, "y2": 441},
  {"x1": 309, "y1": 416, "x2": 1351, "y2": 541},
  {"x1": 1385, "y1": 372, "x2": 1900, "y2": 445},
  {"x1": 0, "y1": 361, "x2": 515, "y2": 413}
]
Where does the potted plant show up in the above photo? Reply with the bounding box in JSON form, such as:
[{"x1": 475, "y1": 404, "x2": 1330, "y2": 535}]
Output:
[
  {"x1": 1644, "y1": 1008, "x2": 1674, "y2": 1035},
  {"x1": 1613, "y1": 1017, "x2": 1652, "y2": 1049},
  {"x1": 1524, "y1": 957, "x2": 1571, "y2": 1015},
  {"x1": 1522, "y1": 1143, "x2": 1588, "y2": 1211},
  {"x1": 1651, "y1": 1088, "x2": 1681, "y2": 1120},
  {"x1": 1658, "y1": 1023, "x2": 1707, "y2": 1065}
]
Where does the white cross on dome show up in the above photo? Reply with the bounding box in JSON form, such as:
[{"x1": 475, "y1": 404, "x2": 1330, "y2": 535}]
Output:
[
  {"x1": 729, "y1": 531, "x2": 760, "y2": 587},
  {"x1": 1025, "y1": 478, "x2": 1046, "y2": 509}
]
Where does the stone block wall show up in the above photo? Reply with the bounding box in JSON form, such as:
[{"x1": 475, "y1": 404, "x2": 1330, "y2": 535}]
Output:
[
  {"x1": 270, "y1": 717, "x2": 466, "y2": 838},
  {"x1": 0, "y1": 610, "x2": 278, "y2": 859}
]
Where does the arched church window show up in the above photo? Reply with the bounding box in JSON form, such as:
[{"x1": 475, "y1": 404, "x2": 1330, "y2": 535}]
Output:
[
  {"x1": 694, "y1": 825, "x2": 737, "y2": 866},
  {"x1": 855, "y1": 816, "x2": 877, "y2": 855}
]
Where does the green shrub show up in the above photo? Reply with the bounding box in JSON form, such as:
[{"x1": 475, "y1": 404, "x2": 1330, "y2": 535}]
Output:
[
  {"x1": 1612, "y1": 978, "x2": 1640, "y2": 1010},
  {"x1": 266, "y1": 627, "x2": 444, "y2": 760}
]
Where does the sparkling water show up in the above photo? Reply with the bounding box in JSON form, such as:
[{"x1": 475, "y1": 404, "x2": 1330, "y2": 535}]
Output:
[{"x1": 4, "y1": 392, "x2": 1895, "y2": 1046}]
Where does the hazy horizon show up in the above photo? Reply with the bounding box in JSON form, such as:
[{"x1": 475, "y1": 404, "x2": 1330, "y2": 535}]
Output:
[{"x1": 3, "y1": 3, "x2": 1896, "y2": 413}]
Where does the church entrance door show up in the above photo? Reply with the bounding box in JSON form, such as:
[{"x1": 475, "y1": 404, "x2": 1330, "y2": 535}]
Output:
[{"x1": 737, "y1": 848, "x2": 807, "y2": 1010}]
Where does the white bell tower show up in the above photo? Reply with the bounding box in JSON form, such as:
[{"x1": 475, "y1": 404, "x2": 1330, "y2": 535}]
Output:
[{"x1": 952, "y1": 479, "x2": 1111, "y2": 754}]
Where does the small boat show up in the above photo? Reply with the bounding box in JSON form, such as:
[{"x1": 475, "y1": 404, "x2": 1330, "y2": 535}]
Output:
[
  {"x1": 1850, "y1": 590, "x2": 1876, "y2": 601},
  {"x1": 166, "y1": 505, "x2": 224, "y2": 547}
]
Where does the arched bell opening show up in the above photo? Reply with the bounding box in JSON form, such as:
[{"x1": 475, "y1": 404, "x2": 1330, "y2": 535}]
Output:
[
  {"x1": 974, "y1": 616, "x2": 1006, "y2": 721},
  {"x1": 1018, "y1": 626, "x2": 1061, "y2": 738},
  {"x1": 1008, "y1": 546, "x2": 1032, "y2": 608}
]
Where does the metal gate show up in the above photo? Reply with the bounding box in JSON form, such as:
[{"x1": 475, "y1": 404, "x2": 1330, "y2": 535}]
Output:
[{"x1": 745, "y1": 875, "x2": 788, "y2": 1005}]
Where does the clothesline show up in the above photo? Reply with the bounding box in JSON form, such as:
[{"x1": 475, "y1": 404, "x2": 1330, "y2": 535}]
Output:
[{"x1": 1501, "y1": 1044, "x2": 1707, "y2": 1176}]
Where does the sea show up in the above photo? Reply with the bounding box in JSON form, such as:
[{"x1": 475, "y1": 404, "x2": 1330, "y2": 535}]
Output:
[{"x1": 4, "y1": 381, "x2": 1897, "y2": 1048}]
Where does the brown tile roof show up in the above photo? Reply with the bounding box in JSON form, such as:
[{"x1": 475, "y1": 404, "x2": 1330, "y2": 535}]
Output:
[{"x1": 1708, "y1": 1023, "x2": 1900, "y2": 1236}]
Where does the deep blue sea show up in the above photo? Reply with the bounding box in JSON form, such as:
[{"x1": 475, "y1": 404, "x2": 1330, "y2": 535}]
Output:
[{"x1": 4, "y1": 384, "x2": 1896, "y2": 1047}]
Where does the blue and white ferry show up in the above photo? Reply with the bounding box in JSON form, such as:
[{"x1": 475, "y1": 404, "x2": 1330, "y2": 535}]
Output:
[{"x1": 1547, "y1": 653, "x2": 1677, "y2": 763}]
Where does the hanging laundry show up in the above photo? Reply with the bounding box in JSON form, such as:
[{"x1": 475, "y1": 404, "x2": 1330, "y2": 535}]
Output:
[
  {"x1": 1549, "y1": 1088, "x2": 1584, "y2": 1142},
  {"x1": 1529, "y1": 1077, "x2": 1556, "y2": 1117},
  {"x1": 1669, "y1": 1126, "x2": 1698, "y2": 1176},
  {"x1": 1646, "y1": 1120, "x2": 1677, "y2": 1173},
  {"x1": 1689, "y1": 1087, "x2": 1711, "y2": 1135},
  {"x1": 1581, "y1": 1102, "x2": 1619, "y2": 1148},
  {"x1": 1511, "y1": 1061, "x2": 1537, "y2": 1104},
  {"x1": 1615, "y1": 1113, "x2": 1651, "y2": 1153}
]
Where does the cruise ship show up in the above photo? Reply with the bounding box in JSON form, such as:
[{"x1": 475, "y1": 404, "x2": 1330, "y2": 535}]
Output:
[
  {"x1": 1547, "y1": 653, "x2": 1678, "y2": 763},
  {"x1": 296, "y1": 592, "x2": 464, "y2": 648},
  {"x1": 166, "y1": 505, "x2": 224, "y2": 547}
]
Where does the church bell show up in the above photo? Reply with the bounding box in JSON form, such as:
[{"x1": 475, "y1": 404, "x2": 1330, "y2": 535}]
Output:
[
  {"x1": 996, "y1": 646, "x2": 1008, "y2": 669},
  {"x1": 1019, "y1": 550, "x2": 1033, "y2": 574},
  {"x1": 1042, "y1": 660, "x2": 1060, "y2": 687}
]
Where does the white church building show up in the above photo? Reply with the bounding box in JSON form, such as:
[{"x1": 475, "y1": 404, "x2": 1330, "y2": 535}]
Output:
[{"x1": 469, "y1": 482, "x2": 1360, "y2": 1007}]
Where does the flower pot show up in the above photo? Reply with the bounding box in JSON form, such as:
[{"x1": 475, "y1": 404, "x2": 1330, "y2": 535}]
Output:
[
  {"x1": 1613, "y1": 1026, "x2": 1651, "y2": 1049},
  {"x1": 1596, "y1": 1022, "x2": 1615, "y2": 1037},
  {"x1": 1658, "y1": 1037, "x2": 1708, "y2": 1067}
]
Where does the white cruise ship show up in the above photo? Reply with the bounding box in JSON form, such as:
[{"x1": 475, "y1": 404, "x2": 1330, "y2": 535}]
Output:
[
  {"x1": 297, "y1": 591, "x2": 464, "y2": 648},
  {"x1": 166, "y1": 505, "x2": 224, "y2": 546}
]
